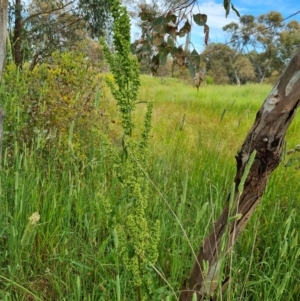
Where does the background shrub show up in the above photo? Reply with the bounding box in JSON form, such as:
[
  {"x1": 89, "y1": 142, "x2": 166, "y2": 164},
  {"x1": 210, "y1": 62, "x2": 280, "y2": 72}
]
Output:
[{"x1": 1, "y1": 50, "x2": 110, "y2": 157}]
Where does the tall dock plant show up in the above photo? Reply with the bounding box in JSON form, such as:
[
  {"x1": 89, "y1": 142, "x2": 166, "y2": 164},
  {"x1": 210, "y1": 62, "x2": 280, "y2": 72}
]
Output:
[{"x1": 101, "y1": 1, "x2": 160, "y2": 300}]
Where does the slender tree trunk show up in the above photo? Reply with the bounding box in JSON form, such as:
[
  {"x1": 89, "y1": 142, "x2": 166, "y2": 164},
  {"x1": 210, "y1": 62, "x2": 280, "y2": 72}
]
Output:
[
  {"x1": 234, "y1": 70, "x2": 241, "y2": 85},
  {"x1": 0, "y1": 0, "x2": 7, "y2": 81},
  {"x1": 256, "y1": 64, "x2": 265, "y2": 83},
  {"x1": 180, "y1": 45, "x2": 300, "y2": 301},
  {"x1": 29, "y1": 52, "x2": 40, "y2": 71},
  {"x1": 13, "y1": 0, "x2": 23, "y2": 67},
  {"x1": 0, "y1": 0, "x2": 7, "y2": 158}
]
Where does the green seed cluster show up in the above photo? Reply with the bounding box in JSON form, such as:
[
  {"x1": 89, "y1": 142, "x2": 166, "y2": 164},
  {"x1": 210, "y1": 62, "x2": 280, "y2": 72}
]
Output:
[{"x1": 101, "y1": 0, "x2": 160, "y2": 298}]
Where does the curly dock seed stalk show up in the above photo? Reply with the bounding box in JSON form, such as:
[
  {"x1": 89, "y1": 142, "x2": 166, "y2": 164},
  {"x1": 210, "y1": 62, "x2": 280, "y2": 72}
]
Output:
[
  {"x1": 101, "y1": 1, "x2": 140, "y2": 138},
  {"x1": 101, "y1": 1, "x2": 159, "y2": 300},
  {"x1": 21, "y1": 212, "x2": 40, "y2": 249}
]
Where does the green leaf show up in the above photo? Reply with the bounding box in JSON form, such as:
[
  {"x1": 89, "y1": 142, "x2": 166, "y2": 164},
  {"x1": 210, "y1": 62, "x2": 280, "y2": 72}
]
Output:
[
  {"x1": 191, "y1": 49, "x2": 200, "y2": 66},
  {"x1": 193, "y1": 14, "x2": 207, "y2": 26},
  {"x1": 159, "y1": 48, "x2": 169, "y2": 66},
  {"x1": 178, "y1": 30, "x2": 185, "y2": 38},
  {"x1": 231, "y1": 3, "x2": 240, "y2": 17},
  {"x1": 188, "y1": 63, "x2": 195, "y2": 78},
  {"x1": 187, "y1": 49, "x2": 200, "y2": 78},
  {"x1": 152, "y1": 16, "x2": 166, "y2": 27},
  {"x1": 166, "y1": 13, "x2": 177, "y2": 23},
  {"x1": 178, "y1": 21, "x2": 191, "y2": 37},
  {"x1": 140, "y1": 11, "x2": 154, "y2": 22},
  {"x1": 224, "y1": 0, "x2": 230, "y2": 17},
  {"x1": 170, "y1": 46, "x2": 178, "y2": 56},
  {"x1": 153, "y1": 26, "x2": 164, "y2": 33},
  {"x1": 204, "y1": 24, "x2": 209, "y2": 45},
  {"x1": 167, "y1": 35, "x2": 175, "y2": 47}
]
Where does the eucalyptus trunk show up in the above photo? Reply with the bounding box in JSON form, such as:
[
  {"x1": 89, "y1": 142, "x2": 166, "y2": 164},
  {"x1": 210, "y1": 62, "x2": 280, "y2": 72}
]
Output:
[
  {"x1": 0, "y1": 0, "x2": 7, "y2": 157},
  {"x1": 0, "y1": 0, "x2": 7, "y2": 81},
  {"x1": 13, "y1": 0, "x2": 23, "y2": 67},
  {"x1": 180, "y1": 45, "x2": 300, "y2": 301}
]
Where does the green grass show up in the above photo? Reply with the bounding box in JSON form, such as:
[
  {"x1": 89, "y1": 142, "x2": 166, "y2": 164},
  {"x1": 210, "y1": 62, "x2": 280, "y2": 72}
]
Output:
[{"x1": 1, "y1": 75, "x2": 300, "y2": 300}]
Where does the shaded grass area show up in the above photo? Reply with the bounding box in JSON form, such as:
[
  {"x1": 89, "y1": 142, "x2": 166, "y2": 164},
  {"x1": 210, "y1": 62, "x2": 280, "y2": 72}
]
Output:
[{"x1": 1, "y1": 75, "x2": 300, "y2": 300}]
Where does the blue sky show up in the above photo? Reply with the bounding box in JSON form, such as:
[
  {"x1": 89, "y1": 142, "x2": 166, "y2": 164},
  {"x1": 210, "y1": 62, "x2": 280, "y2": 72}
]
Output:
[
  {"x1": 130, "y1": 0, "x2": 300, "y2": 52},
  {"x1": 193, "y1": 0, "x2": 300, "y2": 50},
  {"x1": 230, "y1": 0, "x2": 300, "y2": 18}
]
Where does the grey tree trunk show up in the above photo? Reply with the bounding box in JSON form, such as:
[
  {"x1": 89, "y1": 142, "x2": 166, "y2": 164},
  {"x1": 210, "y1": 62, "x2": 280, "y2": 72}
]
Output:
[
  {"x1": 0, "y1": 0, "x2": 7, "y2": 81},
  {"x1": 234, "y1": 70, "x2": 241, "y2": 85},
  {"x1": 180, "y1": 45, "x2": 300, "y2": 301}
]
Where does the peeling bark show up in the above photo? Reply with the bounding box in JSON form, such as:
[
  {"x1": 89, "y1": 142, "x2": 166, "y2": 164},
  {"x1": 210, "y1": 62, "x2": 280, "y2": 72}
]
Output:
[{"x1": 180, "y1": 45, "x2": 300, "y2": 301}]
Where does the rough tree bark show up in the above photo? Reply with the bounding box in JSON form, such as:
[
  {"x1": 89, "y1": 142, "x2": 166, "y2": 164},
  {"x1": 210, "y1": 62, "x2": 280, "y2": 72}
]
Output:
[
  {"x1": 0, "y1": 0, "x2": 7, "y2": 157},
  {"x1": 180, "y1": 45, "x2": 300, "y2": 301},
  {"x1": 0, "y1": 0, "x2": 7, "y2": 81},
  {"x1": 13, "y1": 0, "x2": 23, "y2": 67}
]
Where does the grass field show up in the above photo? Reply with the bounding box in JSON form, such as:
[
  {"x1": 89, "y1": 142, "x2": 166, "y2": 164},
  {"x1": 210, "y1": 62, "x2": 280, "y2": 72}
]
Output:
[{"x1": 1, "y1": 75, "x2": 300, "y2": 300}]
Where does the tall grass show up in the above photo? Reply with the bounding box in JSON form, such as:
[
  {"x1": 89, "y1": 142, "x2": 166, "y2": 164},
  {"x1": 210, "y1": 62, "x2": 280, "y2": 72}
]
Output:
[{"x1": 1, "y1": 74, "x2": 300, "y2": 300}]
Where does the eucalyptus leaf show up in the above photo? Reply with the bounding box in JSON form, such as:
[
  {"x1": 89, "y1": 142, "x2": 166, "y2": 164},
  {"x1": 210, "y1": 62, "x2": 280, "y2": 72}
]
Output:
[
  {"x1": 204, "y1": 24, "x2": 209, "y2": 45},
  {"x1": 187, "y1": 49, "x2": 200, "y2": 78},
  {"x1": 231, "y1": 3, "x2": 240, "y2": 17},
  {"x1": 159, "y1": 48, "x2": 169, "y2": 66},
  {"x1": 188, "y1": 63, "x2": 196, "y2": 78},
  {"x1": 167, "y1": 36, "x2": 175, "y2": 47},
  {"x1": 224, "y1": 0, "x2": 230, "y2": 17},
  {"x1": 193, "y1": 14, "x2": 207, "y2": 26},
  {"x1": 152, "y1": 16, "x2": 166, "y2": 27},
  {"x1": 178, "y1": 20, "x2": 191, "y2": 37},
  {"x1": 190, "y1": 49, "x2": 200, "y2": 67},
  {"x1": 166, "y1": 14, "x2": 177, "y2": 23}
]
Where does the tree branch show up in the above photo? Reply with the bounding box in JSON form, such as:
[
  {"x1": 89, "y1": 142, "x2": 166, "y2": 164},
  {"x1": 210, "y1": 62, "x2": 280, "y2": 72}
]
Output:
[
  {"x1": 180, "y1": 45, "x2": 300, "y2": 301},
  {"x1": 22, "y1": 0, "x2": 76, "y2": 25}
]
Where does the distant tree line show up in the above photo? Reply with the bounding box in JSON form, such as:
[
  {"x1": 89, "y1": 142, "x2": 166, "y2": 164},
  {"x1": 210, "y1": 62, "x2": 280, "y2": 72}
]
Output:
[
  {"x1": 6, "y1": 1, "x2": 300, "y2": 86},
  {"x1": 215, "y1": 11, "x2": 300, "y2": 84},
  {"x1": 7, "y1": 0, "x2": 111, "y2": 70}
]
